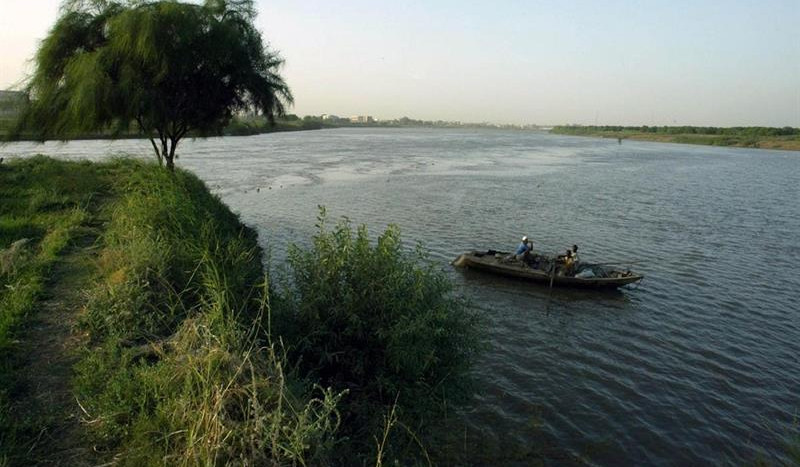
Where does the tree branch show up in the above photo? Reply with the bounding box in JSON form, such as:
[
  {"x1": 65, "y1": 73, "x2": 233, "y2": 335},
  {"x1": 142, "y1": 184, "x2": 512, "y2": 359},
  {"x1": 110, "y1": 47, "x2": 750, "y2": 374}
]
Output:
[{"x1": 137, "y1": 116, "x2": 163, "y2": 165}]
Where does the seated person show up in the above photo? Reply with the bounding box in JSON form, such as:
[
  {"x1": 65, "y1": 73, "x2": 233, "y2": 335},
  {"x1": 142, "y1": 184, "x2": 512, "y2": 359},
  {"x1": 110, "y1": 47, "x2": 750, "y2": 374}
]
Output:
[
  {"x1": 514, "y1": 236, "x2": 533, "y2": 261},
  {"x1": 557, "y1": 249, "x2": 576, "y2": 276}
]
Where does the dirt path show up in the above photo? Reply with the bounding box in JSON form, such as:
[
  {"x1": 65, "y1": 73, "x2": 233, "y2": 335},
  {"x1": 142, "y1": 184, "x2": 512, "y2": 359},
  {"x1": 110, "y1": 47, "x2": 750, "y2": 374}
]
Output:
[{"x1": 6, "y1": 225, "x2": 101, "y2": 466}]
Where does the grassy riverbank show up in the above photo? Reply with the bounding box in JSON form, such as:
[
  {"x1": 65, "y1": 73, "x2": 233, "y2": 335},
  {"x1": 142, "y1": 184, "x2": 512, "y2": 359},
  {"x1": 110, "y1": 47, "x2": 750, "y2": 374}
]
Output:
[
  {"x1": 0, "y1": 156, "x2": 480, "y2": 465},
  {"x1": 551, "y1": 125, "x2": 800, "y2": 151},
  {"x1": 1, "y1": 158, "x2": 117, "y2": 463}
]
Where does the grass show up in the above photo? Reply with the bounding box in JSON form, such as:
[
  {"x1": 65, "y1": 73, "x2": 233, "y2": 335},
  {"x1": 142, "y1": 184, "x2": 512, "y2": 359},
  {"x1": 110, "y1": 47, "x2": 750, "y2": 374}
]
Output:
[
  {"x1": 0, "y1": 156, "x2": 117, "y2": 463},
  {"x1": 71, "y1": 161, "x2": 343, "y2": 465},
  {"x1": 273, "y1": 209, "x2": 483, "y2": 463},
  {"x1": 551, "y1": 125, "x2": 800, "y2": 151},
  {"x1": 1, "y1": 156, "x2": 483, "y2": 465},
  {"x1": 0, "y1": 156, "x2": 113, "y2": 350},
  {"x1": 0, "y1": 158, "x2": 343, "y2": 465}
]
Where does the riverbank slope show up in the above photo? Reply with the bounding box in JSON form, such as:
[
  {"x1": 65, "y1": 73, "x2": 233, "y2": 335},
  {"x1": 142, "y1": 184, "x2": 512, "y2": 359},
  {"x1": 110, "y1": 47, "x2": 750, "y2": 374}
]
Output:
[
  {"x1": 0, "y1": 156, "x2": 480, "y2": 465},
  {"x1": 1, "y1": 156, "x2": 342, "y2": 464}
]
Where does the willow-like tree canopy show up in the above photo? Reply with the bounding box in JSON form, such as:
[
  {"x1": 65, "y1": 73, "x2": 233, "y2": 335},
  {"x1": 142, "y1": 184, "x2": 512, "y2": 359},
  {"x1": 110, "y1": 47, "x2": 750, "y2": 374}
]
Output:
[{"x1": 16, "y1": 0, "x2": 292, "y2": 170}]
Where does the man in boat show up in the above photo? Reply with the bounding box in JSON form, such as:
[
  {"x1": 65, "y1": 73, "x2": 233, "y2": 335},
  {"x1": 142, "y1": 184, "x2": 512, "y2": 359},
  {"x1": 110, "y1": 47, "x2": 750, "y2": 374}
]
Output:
[
  {"x1": 556, "y1": 249, "x2": 572, "y2": 275},
  {"x1": 514, "y1": 236, "x2": 533, "y2": 261},
  {"x1": 555, "y1": 245, "x2": 579, "y2": 276}
]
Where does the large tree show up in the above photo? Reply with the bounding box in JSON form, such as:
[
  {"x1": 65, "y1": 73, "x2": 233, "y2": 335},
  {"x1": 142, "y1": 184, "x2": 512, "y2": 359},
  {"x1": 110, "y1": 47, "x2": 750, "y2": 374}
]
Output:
[{"x1": 15, "y1": 0, "x2": 292, "y2": 170}]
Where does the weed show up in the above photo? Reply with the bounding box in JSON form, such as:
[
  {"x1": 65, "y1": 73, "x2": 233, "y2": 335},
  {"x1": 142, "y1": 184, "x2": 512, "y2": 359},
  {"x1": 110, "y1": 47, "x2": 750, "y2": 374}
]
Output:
[
  {"x1": 0, "y1": 156, "x2": 107, "y2": 462},
  {"x1": 74, "y1": 161, "x2": 343, "y2": 465},
  {"x1": 275, "y1": 208, "x2": 483, "y2": 462},
  {"x1": 2, "y1": 157, "x2": 481, "y2": 465}
]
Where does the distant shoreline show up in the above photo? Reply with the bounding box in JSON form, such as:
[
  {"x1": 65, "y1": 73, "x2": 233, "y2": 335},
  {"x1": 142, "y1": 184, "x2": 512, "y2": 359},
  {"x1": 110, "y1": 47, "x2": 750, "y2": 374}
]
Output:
[
  {"x1": 550, "y1": 126, "x2": 800, "y2": 151},
  {"x1": 0, "y1": 119, "x2": 330, "y2": 143},
  {"x1": 8, "y1": 121, "x2": 798, "y2": 152},
  {"x1": 1, "y1": 118, "x2": 544, "y2": 143}
]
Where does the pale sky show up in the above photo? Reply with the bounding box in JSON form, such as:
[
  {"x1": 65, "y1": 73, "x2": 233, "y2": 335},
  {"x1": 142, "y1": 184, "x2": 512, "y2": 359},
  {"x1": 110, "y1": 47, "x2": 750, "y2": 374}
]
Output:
[{"x1": 1, "y1": 0, "x2": 799, "y2": 126}]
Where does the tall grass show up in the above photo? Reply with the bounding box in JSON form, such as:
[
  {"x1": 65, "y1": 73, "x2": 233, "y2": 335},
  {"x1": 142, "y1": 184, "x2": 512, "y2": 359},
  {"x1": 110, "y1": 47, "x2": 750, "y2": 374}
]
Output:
[
  {"x1": 2, "y1": 157, "x2": 483, "y2": 465},
  {"x1": 75, "y1": 162, "x2": 343, "y2": 465},
  {"x1": 274, "y1": 208, "x2": 483, "y2": 462},
  {"x1": 0, "y1": 208, "x2": 86, "y2": 347},
  {"x1": 0, "y1": 156, "x2": 114, "y2": 462},
  {"x1": 0, "y1": 156, "x2": 108, "y2": 349}
]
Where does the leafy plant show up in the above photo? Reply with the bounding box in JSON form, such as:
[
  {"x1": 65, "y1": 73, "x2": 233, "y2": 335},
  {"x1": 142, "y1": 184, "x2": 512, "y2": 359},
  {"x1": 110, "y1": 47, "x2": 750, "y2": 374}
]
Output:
[
  {"x1": 70, "y1": 161, "x2": 343, "y2": 465},
  {"x1": 276, "y1": 208, "x2": 483, "y2": 459}
]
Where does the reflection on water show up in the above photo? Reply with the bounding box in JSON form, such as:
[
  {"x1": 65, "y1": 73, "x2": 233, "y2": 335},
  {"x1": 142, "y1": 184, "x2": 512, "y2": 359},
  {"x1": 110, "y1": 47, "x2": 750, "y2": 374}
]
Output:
[{"x1": 3, "y1": 128, "x2": 799, "y2": 465}]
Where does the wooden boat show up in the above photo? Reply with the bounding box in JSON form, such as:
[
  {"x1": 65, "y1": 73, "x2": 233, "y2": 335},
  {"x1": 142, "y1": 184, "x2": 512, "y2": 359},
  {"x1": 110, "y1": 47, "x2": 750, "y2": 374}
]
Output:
[{"x1": 452, "y1": 250, "x2": 643, "y2": 289}]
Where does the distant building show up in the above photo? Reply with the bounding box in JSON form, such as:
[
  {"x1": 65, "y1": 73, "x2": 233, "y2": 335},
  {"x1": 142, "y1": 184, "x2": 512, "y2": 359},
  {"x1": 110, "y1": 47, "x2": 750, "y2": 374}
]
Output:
[
  {"x1": 349, "y1": 115, "x2": 374, "y2": 124},
  {"x1": 321, "y1": 114, "x2": 340, "y2": 121},
  {"x1": 0, "y1": 90, "x2": 26, "y2": 118}
]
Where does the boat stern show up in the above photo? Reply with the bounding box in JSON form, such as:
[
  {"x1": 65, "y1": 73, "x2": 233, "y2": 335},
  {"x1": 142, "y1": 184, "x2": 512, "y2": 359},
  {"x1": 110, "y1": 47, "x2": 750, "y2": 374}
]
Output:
[{"x1": 452, "y1": 253, "x2": 470, "y2": 268}]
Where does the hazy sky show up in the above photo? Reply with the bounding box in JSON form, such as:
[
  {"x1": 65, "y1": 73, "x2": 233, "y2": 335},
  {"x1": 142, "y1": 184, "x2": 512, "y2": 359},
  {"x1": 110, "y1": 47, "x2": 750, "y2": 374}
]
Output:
[{"x1": 1, "y1": 0, "x2": 798, "y2": 126}]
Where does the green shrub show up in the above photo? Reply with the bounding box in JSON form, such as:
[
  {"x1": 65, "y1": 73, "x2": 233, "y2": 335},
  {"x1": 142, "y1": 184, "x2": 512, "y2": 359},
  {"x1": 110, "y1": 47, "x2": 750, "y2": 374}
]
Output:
[
  {"x1": 3, "y1": 157, "x2": 480, "y2": 464},
  {"x1": 75, "y1": 162, "x2": 343, "y2": 465},
  {"x1": 275, "y1": 208, "x2": 482, "y2": 458},
  {"x1": 76, "y1": 288, "x2": 344, "y2": 466}
]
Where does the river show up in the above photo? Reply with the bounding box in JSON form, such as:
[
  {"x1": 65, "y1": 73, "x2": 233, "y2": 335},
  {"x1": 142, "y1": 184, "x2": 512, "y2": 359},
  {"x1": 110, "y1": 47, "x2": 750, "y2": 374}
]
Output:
[{"x1": 2, "y1": 128, "x2": 798, "y2": 465}]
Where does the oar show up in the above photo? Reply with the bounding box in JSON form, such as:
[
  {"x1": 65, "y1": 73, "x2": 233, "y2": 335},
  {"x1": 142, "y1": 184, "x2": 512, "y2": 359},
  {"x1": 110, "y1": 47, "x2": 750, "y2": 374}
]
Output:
[{"x1": 545, "y1": 258, "x2": 556, "y2": 312}]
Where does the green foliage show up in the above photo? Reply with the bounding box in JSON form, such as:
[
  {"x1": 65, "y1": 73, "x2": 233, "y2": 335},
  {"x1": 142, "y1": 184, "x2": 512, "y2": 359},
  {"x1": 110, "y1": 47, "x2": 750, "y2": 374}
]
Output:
[
  {"x1": 223, "y1": 115, "x2": 327, "y2": 136},
  {"x1": 82, "y1": 162, "x2": 260, "y2": 342},
  {"x1": 553, "y1": 125, "x2": 800, "y2": 137},
  {"x1": 276, "y1": 208, "x2": 482, "y2": 459},
  {"x1": 1, "y1": 157, "x2": 483, "y2": 464},
  {"x1": 74, "y1": 161, "x2": 342, "y2": 464},
  {"x1": 15, "y1": 0, "x2": 292, "y2": 169},
  {"x1": 0, "y1": 156, "x2": 108, "y2": 351},
  {"x1": 0, "y1": 156, "x2": 113, "y2": 461},
  {"x1": 551, "y1": 125, "x2": 800, "y2": 150}
]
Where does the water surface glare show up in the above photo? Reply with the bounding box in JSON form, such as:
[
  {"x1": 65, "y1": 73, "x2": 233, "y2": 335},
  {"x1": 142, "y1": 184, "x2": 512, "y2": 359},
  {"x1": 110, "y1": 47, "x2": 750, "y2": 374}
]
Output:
[{"x1": 3, "y1": 129, "x2": 799, "y2": 465}]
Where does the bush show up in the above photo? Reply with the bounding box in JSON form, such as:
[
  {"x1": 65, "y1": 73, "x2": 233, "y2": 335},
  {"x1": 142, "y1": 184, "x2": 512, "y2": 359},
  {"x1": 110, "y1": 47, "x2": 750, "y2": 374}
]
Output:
[
  {"x1": 275, "y1": 208, "x2": 482, "y2": 459},
  {"x1": 76, "y1": 163, "x2": 343, "y2": 465},
  {"x1": 3, "y1": 157, "x2": 481, "y2": 464}
]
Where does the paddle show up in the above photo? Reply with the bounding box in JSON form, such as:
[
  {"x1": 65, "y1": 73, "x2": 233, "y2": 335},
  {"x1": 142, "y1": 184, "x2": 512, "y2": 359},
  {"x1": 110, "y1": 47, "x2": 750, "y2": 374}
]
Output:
[{"x1": 545, "y1": 256, "x2": 556, "y2": 312}]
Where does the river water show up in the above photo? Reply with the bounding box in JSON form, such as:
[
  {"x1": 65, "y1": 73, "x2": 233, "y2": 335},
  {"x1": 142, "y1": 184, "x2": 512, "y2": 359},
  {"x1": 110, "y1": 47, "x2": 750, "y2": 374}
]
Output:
[{"x1": 2, "y1": 128, "x2": 799, "y2": 465}]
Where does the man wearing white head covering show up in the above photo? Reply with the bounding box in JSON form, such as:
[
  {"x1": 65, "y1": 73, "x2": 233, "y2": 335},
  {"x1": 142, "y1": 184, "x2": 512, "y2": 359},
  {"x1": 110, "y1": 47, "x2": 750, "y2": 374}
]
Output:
[{"x1": 514, "y1": 235, "x2": 533, "y2": 260}]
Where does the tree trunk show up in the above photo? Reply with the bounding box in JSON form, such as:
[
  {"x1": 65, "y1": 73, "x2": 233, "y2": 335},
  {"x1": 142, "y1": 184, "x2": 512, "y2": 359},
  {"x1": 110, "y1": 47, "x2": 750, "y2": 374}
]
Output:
[
  {"x1": 161, "y1": 139, "x2": 169, "y2": 167},
  {"x1": 137, "y1": 118, "x2": 163, "y2": 166},
  {"x1": 148, "y1": 137, "x2": 163, "y2": 166},
  {"x1": 165, "y1": 137, "x2": 178, "y2": 172}
]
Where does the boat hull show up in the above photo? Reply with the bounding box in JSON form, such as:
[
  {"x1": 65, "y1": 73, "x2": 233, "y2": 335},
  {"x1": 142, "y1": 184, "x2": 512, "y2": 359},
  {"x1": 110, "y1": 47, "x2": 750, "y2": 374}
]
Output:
[{"x1": 453, "y1": 251, "x2": 643, "y2": 289}]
